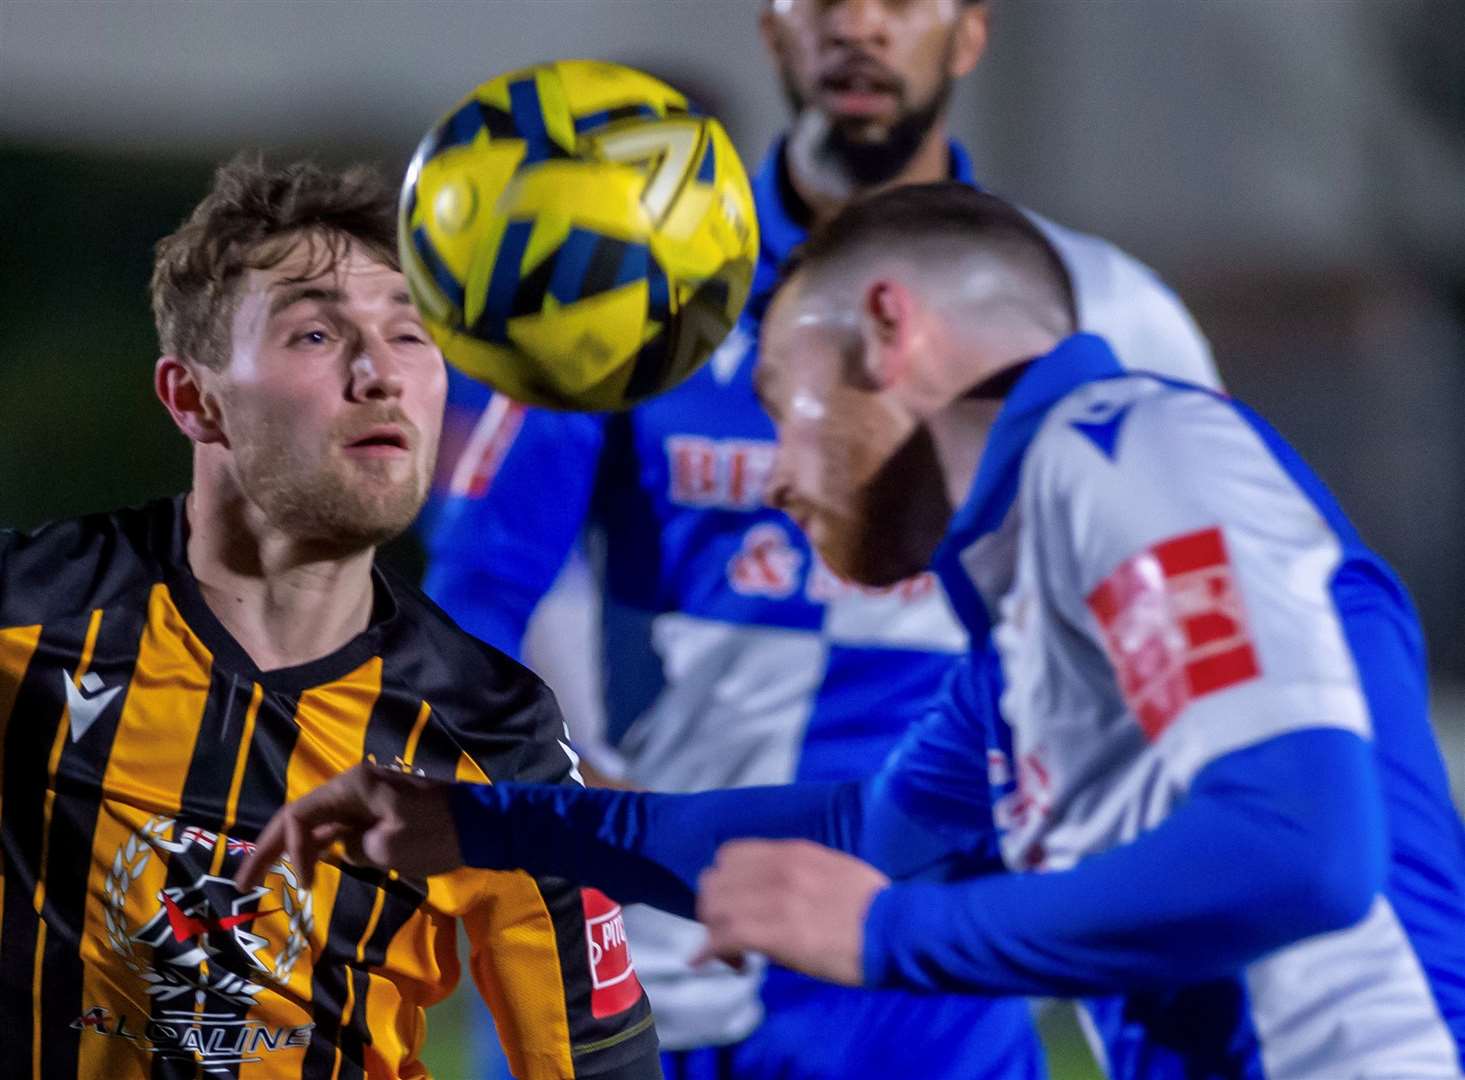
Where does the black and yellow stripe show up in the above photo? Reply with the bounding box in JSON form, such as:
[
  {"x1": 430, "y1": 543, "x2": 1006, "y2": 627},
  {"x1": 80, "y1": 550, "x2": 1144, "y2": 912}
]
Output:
[{"x1": 0, "y1": 499, "x2": 658, "y2": 1079}]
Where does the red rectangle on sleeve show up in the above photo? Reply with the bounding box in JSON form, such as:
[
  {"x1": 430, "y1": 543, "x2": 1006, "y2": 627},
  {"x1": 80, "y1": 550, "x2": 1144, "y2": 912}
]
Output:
[
  {"x1": 581, "y1": 888, "x2": 644, "y2": 1019},
  {"x1": 1087, "y1": 527, "x2": 1261, "y2": 740}
]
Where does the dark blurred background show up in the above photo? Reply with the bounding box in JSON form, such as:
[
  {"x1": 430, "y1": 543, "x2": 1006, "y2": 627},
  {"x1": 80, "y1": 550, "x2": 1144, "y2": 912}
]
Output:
[{"x1": 3, "y1": 1, "x2": 1462, "y2": 1074}]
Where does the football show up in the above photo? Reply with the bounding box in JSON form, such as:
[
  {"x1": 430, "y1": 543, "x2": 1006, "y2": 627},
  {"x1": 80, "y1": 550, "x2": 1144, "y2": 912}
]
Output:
[{"x1": 399, "y1": 60, "x2": 759, "y2": 411}]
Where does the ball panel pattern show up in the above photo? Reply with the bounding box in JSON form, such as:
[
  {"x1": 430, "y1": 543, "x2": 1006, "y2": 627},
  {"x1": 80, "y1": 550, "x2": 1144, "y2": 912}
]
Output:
[{"x1": 400, "y1": 60, "x2": 758, "y2": 411}]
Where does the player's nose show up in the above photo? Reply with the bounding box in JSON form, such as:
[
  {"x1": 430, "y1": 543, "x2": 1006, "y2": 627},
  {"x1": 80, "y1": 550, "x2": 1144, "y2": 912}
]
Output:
[
  {"x1": 349, "y1": 345, "x2": 406, "y2": 402},
  {"x1": 824, "y1": 0, "x2": 891, "y2": 48}
]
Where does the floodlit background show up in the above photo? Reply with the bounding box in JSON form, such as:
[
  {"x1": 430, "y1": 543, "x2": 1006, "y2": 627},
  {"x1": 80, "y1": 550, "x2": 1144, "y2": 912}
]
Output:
[{"x1": 2, "y1": 2, "x2": 1461, "y2": 1077}]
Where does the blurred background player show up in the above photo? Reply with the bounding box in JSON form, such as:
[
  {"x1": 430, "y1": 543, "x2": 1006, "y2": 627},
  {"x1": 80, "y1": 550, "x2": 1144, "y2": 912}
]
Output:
[
  {"x1": 247, "y1": 182, "x2": 1465, "y2": 1080},
  {"x1": 0, "y1": 157, "x2": 660, "y2": 1080},
  {"x1": 423, "y1": 1, "x2": 1219, "y2": 1077}
]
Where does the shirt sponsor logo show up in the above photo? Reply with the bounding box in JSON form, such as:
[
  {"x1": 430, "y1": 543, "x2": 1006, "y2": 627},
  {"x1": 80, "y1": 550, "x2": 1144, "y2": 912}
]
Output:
[
  {"x1": 727, "y1": 523, "x2": 803, "y2": 599},
  {"x1": 667, "y1": 435, "x2": 776, "y2": 510},
  {"x1": 1087, "y1": 526, "x2": 1260, "y2": 739},
  {"x1": 70, "y1": 1006, "x2": 312, "y2": 1068},
  {"x1": 89, "y1": 815, "x2": 317, "y2": 1069},
  {"x1": 581, "y1": 888, "x2": 643, "y2": 1019}
]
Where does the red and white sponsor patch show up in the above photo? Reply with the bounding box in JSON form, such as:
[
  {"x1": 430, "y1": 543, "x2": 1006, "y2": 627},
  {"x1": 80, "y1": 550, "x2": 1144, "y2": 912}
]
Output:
[
  {"x1": 581, "y1": 888, "x2": 643, "y2": 1019},
  {"x1": 1087, "y1": 527, "x2": 1260, "y2": 740}
]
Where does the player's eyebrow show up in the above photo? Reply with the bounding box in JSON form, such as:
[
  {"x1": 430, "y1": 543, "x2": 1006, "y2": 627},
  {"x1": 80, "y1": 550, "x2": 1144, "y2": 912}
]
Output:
[{"x1": 267, "y1": 284, "x2": 344, "y2": 318}]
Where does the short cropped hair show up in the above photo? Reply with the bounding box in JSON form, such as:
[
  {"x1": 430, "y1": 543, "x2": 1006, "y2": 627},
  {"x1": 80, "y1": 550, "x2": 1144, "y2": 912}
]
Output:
[
  {"x1": 778, "y1": 181, "x2": 1076, "y2": 330},
  {"x1": 150, "y1": 156, "x2": 398, "y2": 369}
]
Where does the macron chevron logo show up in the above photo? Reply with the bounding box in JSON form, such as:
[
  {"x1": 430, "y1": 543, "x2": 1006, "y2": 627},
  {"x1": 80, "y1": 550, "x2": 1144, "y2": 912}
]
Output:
[
  {"x1": 63, "y1": 670, "x2": 123, "y2": 742},
  {"x1": 1071, "y1": 401, "x2": 1135, "y2": 461}
]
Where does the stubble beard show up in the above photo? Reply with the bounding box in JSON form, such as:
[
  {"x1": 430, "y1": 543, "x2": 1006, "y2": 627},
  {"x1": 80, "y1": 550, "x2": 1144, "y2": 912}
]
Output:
[
  {"x1": 232, "y1": 425, "x2": 429, "y2": 554},
  {"x1": 814, "y1": 426, "x2": 955, "y2": 588},
  {"x1": 781, "y1": 57, "x2": 954, "y2": 188}
]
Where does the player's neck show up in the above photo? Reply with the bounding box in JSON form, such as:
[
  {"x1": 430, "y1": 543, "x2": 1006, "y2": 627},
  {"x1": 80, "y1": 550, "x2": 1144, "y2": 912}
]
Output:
[
  {"x1": 183, "y1": 489, "x2": 377, "y2": 672},
  {"x1": 786, "y1": 114, "x2": 954, "y2": 228},
  {"x1": 923, "y1": 385, "x2": 1002, "y2": 515},
  {"x1": 920, "y1": 328, "x2": 1057, "y2": 512}
]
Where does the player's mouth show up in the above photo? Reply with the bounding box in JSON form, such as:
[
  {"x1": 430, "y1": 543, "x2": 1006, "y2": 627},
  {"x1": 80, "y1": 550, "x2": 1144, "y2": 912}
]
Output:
[
  {"x1": 819, "y1": 60, "x2": 902, "y2": 119},
  {"x1": 343, "y1": 425, "x2": 411, "y2": 458}
]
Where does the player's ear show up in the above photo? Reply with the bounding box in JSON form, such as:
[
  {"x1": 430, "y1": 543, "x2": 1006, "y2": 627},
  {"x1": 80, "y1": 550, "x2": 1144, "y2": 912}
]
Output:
[
  {"x1": 949, "y1": 2, "x2": 989, "y2": 79},
  {"x1": 155, "y1": 356, "x2": 228, "y2": 446},
  {"x1": 857, "y1": 279, "x2": 913, "y2": 390}
]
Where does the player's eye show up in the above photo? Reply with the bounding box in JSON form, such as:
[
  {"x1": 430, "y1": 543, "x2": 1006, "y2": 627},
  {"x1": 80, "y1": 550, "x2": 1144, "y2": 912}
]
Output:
[{"x1": 289, "y1": 328, "x2": 333, "y2": 347}]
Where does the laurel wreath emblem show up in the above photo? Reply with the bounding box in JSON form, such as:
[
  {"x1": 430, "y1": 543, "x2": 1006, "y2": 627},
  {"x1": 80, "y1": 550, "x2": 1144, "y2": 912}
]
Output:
[{"x1": 102, "y1": 815, "x2": 315, "y2": 992}]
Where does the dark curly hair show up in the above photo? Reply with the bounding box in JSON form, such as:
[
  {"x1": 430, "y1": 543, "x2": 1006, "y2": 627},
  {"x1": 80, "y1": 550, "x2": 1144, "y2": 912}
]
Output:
[{"x1": 150, "y1": 155, "x2": 398, "y2": 368}]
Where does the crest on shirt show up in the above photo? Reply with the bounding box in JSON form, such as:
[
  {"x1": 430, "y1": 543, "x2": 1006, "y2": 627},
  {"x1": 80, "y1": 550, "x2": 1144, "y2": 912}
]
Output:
[{"x1": 101, "y1": 816, "x2": 314, "y2": 1007}]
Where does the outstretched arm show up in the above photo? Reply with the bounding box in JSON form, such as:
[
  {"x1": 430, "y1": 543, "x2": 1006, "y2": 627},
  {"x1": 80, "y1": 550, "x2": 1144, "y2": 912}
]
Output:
[
  {"x1": 698, "y1": 727, "x2": 1385, "y2": 993},
  {"x1": 235, "y1": 765, "x2": 864, "y2": 917},
  {"x1": 237, "y1": 653, "x2": 1005, "y2": 920}
]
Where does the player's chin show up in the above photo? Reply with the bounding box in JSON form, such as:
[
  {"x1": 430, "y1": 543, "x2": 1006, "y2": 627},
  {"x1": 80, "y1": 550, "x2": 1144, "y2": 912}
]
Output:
[
  {"x1": 826, "y1": 116, "x2": 896, "y2": 146},
  {"x1": 333, "y1": 484, "x2": 428, "y2": 548},
  {"x1": 815, "y1": 528, "x2": 922, "y2": 589}
]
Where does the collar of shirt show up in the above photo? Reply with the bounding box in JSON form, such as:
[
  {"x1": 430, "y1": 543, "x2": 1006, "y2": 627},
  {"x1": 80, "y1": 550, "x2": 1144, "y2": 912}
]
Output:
[{"x1": 932, "y1": 333, "x2": 1125, "y2": 634}]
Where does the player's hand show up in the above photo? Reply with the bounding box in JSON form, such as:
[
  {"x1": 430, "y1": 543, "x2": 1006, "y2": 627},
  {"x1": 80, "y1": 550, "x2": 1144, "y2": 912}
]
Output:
[
  {"x1": 235, "y1": 763, "x2": 462, "y2": 892},
  {"x1": 694, "y1": 839, "x2": 889, "y2": 987}
]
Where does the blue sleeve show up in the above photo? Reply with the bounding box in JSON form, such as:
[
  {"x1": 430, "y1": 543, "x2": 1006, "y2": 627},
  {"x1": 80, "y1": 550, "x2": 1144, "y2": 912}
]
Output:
[
  {"x1": 444, "y1": 650, "x2": 1009, "y2": 914},
  {"x1": 449, "y1": 780, "x2": 864, "y2": 920},
  {"x1": 863, "y1": 727, "x2": 1386, "y2": 995},
  {"x1": 863, "y1": 649, "x2": 1007, "y2": 880},
  {"x1": 421, "y1": 371, "x2": 608, "y2": 659}
]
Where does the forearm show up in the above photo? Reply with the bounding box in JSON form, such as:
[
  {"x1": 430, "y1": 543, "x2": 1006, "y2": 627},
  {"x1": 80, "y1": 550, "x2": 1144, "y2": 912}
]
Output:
[
  {"x1": 864, "y1": 729, "x2": 1385, "y2": 995},
  {"x1": 451, "y1": 780, "x2": 864, "y2": 918}
]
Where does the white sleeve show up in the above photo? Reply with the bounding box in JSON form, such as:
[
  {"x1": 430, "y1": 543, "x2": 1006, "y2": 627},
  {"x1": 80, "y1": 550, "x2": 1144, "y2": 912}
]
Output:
[
  {"x1": 1023, "y1": 209, "x2": 1222, "y2": 391},
  {"x1": 520, "y1": 545, "x2": 628, "y2": 779},
  {"x1": 1039, "y1": 385, "x2": 1370, "y2": 784}
]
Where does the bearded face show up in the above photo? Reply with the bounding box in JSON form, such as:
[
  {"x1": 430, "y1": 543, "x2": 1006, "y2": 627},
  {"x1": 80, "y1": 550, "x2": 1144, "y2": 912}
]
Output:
[
  {"x1": 208, "y1": 235, "x2": 445, "y2": 553},
  {"x1": 223, "y1": 392, "x2": 431, "y2": 550},
  {"x1": 756, "y1": 287, "x2": 956, "y2": 589},
  {"x1": 766, "y1": 0, "x2": 967, "y2": 186}
]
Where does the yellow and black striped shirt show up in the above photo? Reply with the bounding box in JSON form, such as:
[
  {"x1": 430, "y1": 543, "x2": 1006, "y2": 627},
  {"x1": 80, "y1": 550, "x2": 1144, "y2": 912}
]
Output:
[{"x1": 0, "y1": 497, "x2": 659, "y2": 1079}]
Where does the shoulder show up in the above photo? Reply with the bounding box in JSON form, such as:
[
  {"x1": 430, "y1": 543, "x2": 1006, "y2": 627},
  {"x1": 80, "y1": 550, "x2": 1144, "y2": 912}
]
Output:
[
  {"x1": 376, "y1": 563, "x2": 569, "y2": 774},
  {"x1": 1027, "y1": 380, "x2": 1332, "y2": 585},
  {"x1": 0, "y1": 498, "x2": 177, "y2": 626},
  {"x1": 1018, "y1": 206, "x2": 1219, "y2": 389},
  {"x1": 1031, "y1": 377, "x2": 1252, "y2": 492},
  {"x1": 380, "y1": 562, "x2": 551, "y2": 693}
]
